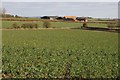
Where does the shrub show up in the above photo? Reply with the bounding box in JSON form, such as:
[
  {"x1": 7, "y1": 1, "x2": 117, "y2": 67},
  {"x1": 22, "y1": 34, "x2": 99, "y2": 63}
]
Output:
[
  {"x1": 13, "y1": 23, "x2": 20, "y2": 29},
  {"x1": 21, "y1": 24, "x2": 27, "y2": 29},
  {"x1": 81, "y1": 22, "x2": 87, "y2": 28},
  {"x1": 43, "y1": 21, "x2": 51, "y2": 28},
  {"x1": 116, "y1": 21, "x2": 120, "y2": 28},
  {"x1": 83, "y1": 22, "x2": 87, "y2": 27},
  {"x1": 21, "y1": 23, "x2": 38, "y2": 29},
  {"x1": 107, "y1": 22, "x2": 116, "y2": 29},
  {"x1": 34, "y1": 24, "x2": 38, "y2": 28}
]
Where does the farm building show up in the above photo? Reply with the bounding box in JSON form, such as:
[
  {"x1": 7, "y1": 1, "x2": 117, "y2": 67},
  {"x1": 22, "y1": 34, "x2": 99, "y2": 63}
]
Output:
[
  {"x1": 41, "y1": 16, "x2": 59, "y2": 20},
  {"x1": 56, "y1": 17, "x2": 64, "y2": 20},
  {"x1": 64, "y1": 16, "x2": 77, "y2": 21},
  {"x1": 76, "y1": 17, "x2": 88, "y2": 22},
  {"x1": 49, "y1": 16, "x2": 58, "y2": 20},
  {"x1": 41, "y1": 16, "x2": 50, "y2": 19}
]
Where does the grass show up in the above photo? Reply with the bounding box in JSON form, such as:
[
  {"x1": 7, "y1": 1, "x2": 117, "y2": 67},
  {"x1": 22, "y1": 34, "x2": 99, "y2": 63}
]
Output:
[
  {"x1": 2, "y1": 21, "x2": 108, "y2": 29},
  {"x1": 2, "y1": 29, "x2": 118, "y2": 78}
]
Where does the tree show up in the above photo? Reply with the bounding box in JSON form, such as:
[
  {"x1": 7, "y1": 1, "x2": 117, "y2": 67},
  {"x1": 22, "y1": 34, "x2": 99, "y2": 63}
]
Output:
[
  {"x1": 1, "y1": 8, "x2": 6, "y2": 17},
  {"x1": 13, "y1": 23, "x2": 20, "y2": 29},
  {"x1": 2, "y1": 8, "x2": 6, "y2": 15},
  {"x1": 35, "y1": 24, "x2": 38, "y2": 28},
  {"x1": 15, "y1": 15, "x2": 19, "y2": 18},
  {"x1": 81, "y1": 22, "x2": 87, "y2": 29},
  {"x1": 43, "y1": 21, "x2": 51, "y2": 28},
  {"x1": 107, "y1": 22, "x2": 115, "y2": 29},
  {"x1": 21, "y1": 23, "x2": 38, "y2": 29}
]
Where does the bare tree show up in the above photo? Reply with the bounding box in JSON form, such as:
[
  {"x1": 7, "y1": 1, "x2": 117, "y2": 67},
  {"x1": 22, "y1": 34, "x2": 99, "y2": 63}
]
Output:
[{"x1": 2, "y1": 8, "x2": 6, "y2": 15}]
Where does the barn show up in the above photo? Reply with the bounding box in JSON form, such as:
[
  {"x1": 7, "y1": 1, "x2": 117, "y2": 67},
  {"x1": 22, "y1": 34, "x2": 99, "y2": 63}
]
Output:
[
  {"x1": 64, "y1": 16, "x2": 77, "y2": 21},
  {"x1": 41, "y1": 16, "x2": 50, "y2": 19},
  {"x1": 76, "y1": 17, "x2": 88, "y2": 22}
]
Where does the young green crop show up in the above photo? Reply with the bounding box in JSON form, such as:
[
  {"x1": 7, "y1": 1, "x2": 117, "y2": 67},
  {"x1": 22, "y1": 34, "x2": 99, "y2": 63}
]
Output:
[{"x1": 2, "y1": 29, "x2": 118, "y2": 78}]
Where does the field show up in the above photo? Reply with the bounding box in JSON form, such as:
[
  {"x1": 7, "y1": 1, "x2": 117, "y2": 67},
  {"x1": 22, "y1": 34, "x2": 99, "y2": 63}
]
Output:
[
  {"x1": 2, "y1": 21, "x2": 108, "y2": 29},
  {"x1": 2, "y1": 29, "x2": 118, "y2": 78}
]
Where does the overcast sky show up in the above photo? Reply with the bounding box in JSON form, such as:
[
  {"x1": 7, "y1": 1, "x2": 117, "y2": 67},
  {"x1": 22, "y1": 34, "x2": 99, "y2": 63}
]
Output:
[
  {"x1": 1, "y1": 0, "x2": 120, "y2": 2},
  {"x1": 2, "y1": 2, "x2": 118, "y2": 18}
]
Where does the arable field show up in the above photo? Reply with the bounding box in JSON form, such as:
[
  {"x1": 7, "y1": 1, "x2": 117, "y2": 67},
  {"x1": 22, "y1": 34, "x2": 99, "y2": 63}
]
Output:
[
  {"x1": 2, "y1": 29, "x2": 118, "y2": 78},
  {"x1": 2, "y1": 21, "x2": 108, "y2": 29}
]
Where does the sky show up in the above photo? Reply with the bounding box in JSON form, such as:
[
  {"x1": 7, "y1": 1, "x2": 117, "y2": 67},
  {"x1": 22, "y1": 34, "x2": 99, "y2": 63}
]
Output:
[
  {"x1": 2, "y1": 2, "x2": 119, "y2": 18},
  {"x1": 1, "y1": 0, "x2": 120, "y2": 2}
]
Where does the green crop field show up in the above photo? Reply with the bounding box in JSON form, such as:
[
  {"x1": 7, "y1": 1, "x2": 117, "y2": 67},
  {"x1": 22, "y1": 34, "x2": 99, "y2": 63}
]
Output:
[
  {"x1": 2, "y1": 29, "x2": 118, "y2": 78},
  {"x1": 2, "y1": 21, "x2": 108, "y2": 29}
]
